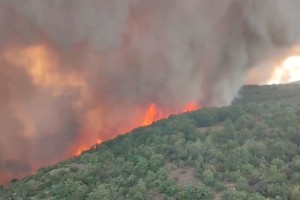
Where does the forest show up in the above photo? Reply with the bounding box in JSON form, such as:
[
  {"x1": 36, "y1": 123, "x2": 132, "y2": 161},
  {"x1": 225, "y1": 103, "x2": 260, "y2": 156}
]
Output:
[{"x1": 2, "y1": 84, "x2": 300, "y2": 200}]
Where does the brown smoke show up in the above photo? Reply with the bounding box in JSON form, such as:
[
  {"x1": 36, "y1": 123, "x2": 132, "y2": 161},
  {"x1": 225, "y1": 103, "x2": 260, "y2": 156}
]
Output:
[{"x1": 0, "y1": 0, "x2": 300, "y2": 184}]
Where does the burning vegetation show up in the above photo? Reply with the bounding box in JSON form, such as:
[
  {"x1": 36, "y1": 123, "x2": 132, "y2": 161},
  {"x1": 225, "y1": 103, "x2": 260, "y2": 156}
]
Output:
[{"x1": 0, "y1": 0, "x2": 300, "y2": 184}]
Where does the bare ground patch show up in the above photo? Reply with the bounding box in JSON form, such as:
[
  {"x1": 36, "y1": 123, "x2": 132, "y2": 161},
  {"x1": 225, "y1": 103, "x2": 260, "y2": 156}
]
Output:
[
  {"x1": 165, "y1": 162, "x2": 201, "y2": 186},
  {"x1": 147, "y1": 188, "x2": 165, "y2": 200},
  {"x1": 197, "y1": 123, "x2": 224, "y2": 133},
  {"x1": 214, "y1": 192, "x2": 223, "y2": 200},
  {"x1": 225, "y1": 182, "x2": 236, "y2": 189},
  {"x1": 69, "y1": 163, "x2": 87, "y2": 170}
]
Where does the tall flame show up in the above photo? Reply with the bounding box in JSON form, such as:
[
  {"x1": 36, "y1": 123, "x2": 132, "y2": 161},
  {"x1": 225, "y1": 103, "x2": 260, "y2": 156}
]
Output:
[{"x1": 143, "y1": 103, "x2": 163, "y2": 126}]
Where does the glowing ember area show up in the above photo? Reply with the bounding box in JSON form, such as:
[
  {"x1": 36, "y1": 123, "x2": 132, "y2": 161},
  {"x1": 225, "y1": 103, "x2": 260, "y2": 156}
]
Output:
[{"x1": 268, "y1": 56, "x2": 300, "y2": 84}]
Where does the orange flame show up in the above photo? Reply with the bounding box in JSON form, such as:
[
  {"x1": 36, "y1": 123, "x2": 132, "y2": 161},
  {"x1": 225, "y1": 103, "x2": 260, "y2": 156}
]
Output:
[
  {"x1": 184, "y1": 102, "x2": 200, "y2": 112},
  {"x1": 75, "y1": 138, "x2": 103, "y2": 156},
  {"x1": 143, "y1": 103, "x2": 163, "y2": 126}
]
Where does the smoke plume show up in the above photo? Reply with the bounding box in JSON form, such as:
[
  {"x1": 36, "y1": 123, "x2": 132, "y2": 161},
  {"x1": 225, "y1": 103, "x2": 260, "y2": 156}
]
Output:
[{"x1": 0, "y1": 0, "x2": 300, "y2": 183}]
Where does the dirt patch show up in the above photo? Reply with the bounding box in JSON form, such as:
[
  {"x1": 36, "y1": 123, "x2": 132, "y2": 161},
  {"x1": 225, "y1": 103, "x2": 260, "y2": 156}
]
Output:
[
  {"x1": 49, "y1": 167, "x2": 70, "y2": 176},
  {"x1": 214, "y1": 192, "x2": 223, "y2": 200},
  {"x1": 226, "y1": 182, "x2": 236, "y2": 189},
  {"x1": 165, "y1": 162, "x2": 201, "y2": 186},
  {"x1": 69, "y1": 163, "x2": 86, "y2": 170},
  {"x1": 198, "y1": 123, "x2": 224, "y2": 133},
  {"x1": 147, "y1": 188, "x2": 164, "y2": 200}
]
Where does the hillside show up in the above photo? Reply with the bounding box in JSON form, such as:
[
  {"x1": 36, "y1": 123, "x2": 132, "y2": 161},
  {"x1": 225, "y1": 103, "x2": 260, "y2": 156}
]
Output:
[
  {"x1": 2, "y1": 84, "x2": 300, "y2": 200},
  {"x1": 233, "y1": 84, "x2": 300, "y2": 106}
]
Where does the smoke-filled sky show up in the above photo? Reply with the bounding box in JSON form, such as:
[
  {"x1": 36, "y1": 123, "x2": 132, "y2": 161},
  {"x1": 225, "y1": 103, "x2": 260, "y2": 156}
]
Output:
[{"x1": 0, "y1": 0, "x2": 300, "y2": 184}]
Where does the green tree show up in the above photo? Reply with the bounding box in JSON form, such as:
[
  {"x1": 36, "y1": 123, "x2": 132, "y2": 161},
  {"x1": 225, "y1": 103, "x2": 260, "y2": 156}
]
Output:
[
  {"x1": 149, "y1": 154, "x2": 163, "y2": 171},
  {"x1": 128, "y1": 181, "x2": 147, "y2": 200},
  {"x1": 224, "y1": 119, "x2": 237, "y2": 140},
  {"x1": 144, "y1": 171, "x2": 157, "y2": 188},
  {"x1": 236, "y1": 176, "x2": 249, "y2": 191},
  {"x1": 291, "y1": 187, "x2": 300, "y2": 200},
  {"x1": 87, "y1": 185, "x2": 111, "y2": 200},
  {"x1": 133, "y1": 157, "x2": 149, "y2": 176},
  {"x1": 52, "y1": 180, "x2": 89, "y2": 200},
  {"x1": 247, "y1": 193, "x2": 266, "y2": 200},
  {"x1": 295, "y1": 159, "x2": 300, "y2": 171},
  {"x1": 203, "y1": 169, "x2": 215, "y2": 186},
  {"x1": 177, "y1": 185, "x2": 208, "y2": 200},
  {"x1": 215, "y1": 181, "x2": 226, "y2": 192},
  {"x1": 222, "y1": 189, "x2": 247, "y2": 200},
  {"x1": 266, "y1": 183, "x2": 291, "y2": 199}
]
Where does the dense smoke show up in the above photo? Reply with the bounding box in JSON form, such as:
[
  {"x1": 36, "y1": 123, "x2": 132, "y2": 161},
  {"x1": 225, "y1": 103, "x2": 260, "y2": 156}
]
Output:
[{"x1": 0, "y1": 0, "x2": 300, "y2": 183}]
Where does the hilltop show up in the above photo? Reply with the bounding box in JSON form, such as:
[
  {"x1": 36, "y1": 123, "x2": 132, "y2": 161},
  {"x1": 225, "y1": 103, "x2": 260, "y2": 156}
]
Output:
[{"x1": 2, "y1": 84, "x2": 300, "y2": 200}]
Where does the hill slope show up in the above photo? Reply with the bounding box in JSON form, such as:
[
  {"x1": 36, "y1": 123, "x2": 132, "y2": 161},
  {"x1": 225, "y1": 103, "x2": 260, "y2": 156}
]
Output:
[{"x1": 2, "y1": 84, "x2": 300, "y2": 200}]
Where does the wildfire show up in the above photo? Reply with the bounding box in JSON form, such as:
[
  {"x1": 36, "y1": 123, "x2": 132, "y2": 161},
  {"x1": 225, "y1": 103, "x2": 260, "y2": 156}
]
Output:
[
  {"x1": 1, "y1": 44, "x2": 203, "y2": 180},
  {"x1": 74, "y1": 102, "x2": 201, "y2": 156},
  {"x1": 268, "y1": 55, "x2": 300, "y2": 84}
]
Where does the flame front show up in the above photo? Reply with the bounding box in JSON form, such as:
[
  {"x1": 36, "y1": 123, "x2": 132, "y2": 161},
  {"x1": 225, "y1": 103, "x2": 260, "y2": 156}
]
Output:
[{"x1": 73, "y1": 102, "x2": 201, "y2": 156}]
